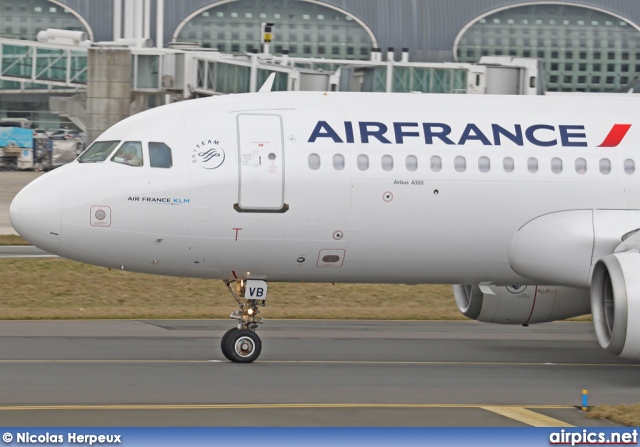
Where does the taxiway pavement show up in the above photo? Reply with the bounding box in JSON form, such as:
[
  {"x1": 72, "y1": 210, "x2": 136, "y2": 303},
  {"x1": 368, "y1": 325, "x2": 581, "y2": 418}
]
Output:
[
  {"x1": 0, "y1": 246, "x2": 55, "y2": 257},
  {"x1": 0, "y1": 320, "x2": 632, "y2": 426}
]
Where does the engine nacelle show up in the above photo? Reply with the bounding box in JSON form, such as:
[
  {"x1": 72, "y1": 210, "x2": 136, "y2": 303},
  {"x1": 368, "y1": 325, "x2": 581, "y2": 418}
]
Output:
[
  {"x1": 453, "y1": 284, "x2": 590, "y2": 324},
  {"x1": 591, "y1": 253, "x2": 640, "y2": 360},
  {"x1": 509, "y1": 210, "x2": 640, "y2": 288}
]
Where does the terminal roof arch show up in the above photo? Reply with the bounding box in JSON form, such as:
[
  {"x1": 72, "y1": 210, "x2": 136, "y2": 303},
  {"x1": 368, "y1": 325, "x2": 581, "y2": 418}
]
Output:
[
  {"x1": 171, "y1": 0, "x2": 378, "y2": 59},
  {"x1": 48, "y1": 0, "x2": 94, "y2": 40},
  {"x1": 0, "y1": 0, "x2": 95, "y2": 41},
  {"x1": 453, "y1": 1, "x2": 640, "y2": 51},
  {"x1": 453, "y1": 2, "x2": 640, "y2": 92}
]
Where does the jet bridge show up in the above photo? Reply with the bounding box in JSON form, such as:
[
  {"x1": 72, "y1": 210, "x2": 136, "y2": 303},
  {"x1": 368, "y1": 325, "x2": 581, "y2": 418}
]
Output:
[
  {"x1": 0, "y1": 40, "x2": 88, "y2": 89},
  {"x1": 0, "y1": 37, "x2": 543, "y2": 96},
  {"x1": 0, "y1": 38, "x2": 168, "y2": 93},
  {"x1": 0, "y1": 35, "x2": 544, "y2": 144}
]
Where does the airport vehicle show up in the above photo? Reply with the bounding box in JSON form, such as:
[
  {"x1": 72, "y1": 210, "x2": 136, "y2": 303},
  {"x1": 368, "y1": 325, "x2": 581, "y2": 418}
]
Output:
[
  {"x1": 49, "y1": 129, "x2": 82, "y2": 140},
  {"x1": 0, "y1": 118, "x2": 33, "y2": 129},
  {"x1": 0, "y1": 126, "x2": 34, "y2": 170},
  {"x1": 9, "y1": 88, "x2": 640, "y2": 363}
]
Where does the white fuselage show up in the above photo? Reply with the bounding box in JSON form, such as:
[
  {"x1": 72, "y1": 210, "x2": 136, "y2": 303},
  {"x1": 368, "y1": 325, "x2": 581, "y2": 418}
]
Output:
[{"x1": 10, "y1": 92, "x2": 639, "y2": 285}]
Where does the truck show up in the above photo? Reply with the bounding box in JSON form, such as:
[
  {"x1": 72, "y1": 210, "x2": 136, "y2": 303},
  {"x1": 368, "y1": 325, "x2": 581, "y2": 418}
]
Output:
[{"x1": 0, "y1": 126, "x2": 34, "y2": 170}]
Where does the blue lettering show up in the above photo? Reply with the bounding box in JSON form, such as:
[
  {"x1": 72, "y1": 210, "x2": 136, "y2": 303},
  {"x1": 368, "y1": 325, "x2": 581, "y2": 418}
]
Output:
[
  {"x1": 308, "y1": 121, "x2": 343, "y2": 143},
  {"x1": 307, "y1": 120, "x2": 585, "y2": 147},
  {"x1": 525, "y1": 124, "x2": 557, "y2": 147},
  {"x1": 423, "y1": 123, "x2": 454, "y2": 145},
  {"x1": 344, "y1": 121, "x2": 355, "y2": 143},
  {"x1": 359, "y1": 122, "x2": 391, "y2": 144},
  {"x1": 559, "y1": 125, "x2": 587, "y2": 147},
  {"x1": 393, "y1": 122, "x2": 420, "y2": 144},
  {"x1": 458, "y1": 124, "x2": 491, "y2": 145},
  {"x1": 492, "y1": 124, "x2": 523, "y2": 146}
]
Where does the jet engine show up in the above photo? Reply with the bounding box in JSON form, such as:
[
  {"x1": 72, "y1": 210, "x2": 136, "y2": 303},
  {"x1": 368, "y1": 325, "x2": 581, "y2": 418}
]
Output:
[
  {"x1": 590, "y1": 253, "x2": 640, "y2": 360},
  {"x1": 453, "y1": 284, "x2": 590, "y2": 324}
]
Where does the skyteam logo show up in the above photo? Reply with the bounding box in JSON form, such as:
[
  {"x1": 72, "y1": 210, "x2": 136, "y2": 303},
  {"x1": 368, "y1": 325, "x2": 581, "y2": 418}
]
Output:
[{"x1": 192, "y1": 139, "x2": 225, "y2": 169}]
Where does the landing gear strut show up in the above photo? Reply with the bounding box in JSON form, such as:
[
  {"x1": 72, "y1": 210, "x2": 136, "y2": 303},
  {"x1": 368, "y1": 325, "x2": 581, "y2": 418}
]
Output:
[{"x1": 221, "y1": 280, "x2": 266, "y2": 363}]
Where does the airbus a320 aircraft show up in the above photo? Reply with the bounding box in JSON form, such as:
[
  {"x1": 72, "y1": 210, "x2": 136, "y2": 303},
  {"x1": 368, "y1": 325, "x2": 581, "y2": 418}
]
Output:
[{"x1": 9, "y1": 86, "x2": 640, "y2": 363}]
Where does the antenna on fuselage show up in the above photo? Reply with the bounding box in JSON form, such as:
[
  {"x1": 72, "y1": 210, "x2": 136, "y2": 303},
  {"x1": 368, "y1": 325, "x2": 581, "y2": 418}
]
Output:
[{"x1": 258, "y1": 73, "x2": 276, "y2": 93}]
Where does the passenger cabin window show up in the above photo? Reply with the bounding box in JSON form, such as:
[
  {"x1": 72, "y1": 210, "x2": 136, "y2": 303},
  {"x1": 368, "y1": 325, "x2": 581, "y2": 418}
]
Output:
[
  {"x1": 503, "y1": 157, "x2": 514, "y2": 173},
  {"x1": 430, "y1": 156, "x2": 442, "y2": 172},
  {"x1": 527, "y1": 157, "x2": 538, "y2": 173},
  {"x1": 308, "y1": 153, "x2": 321, "y2": 170},
  {"x1": 599, "y1": 158, "x2": 611, "y2": 175},
  {"x1": 381, "y1": 155, "x2": 393, "y2": 171},
  {"x1": 111, "y1": 141, "x2": 143, "y2": 166},
  {"x1": 77, "y1": 140, "x2": 120, "y2": 163},
  {"x1": 478, "y1": 156, "x2": 490, "y2": 173},
  {"x1": 551, "y1": 157, "x2": 563, "y2": 174},
  {"x1": 332, "y1": 154, "x2": 345, "y2": 170},
  {"x1": 454, "y1": 156, "x2": 466, "y2": 172},
  {"x1": 357, "y1": 154, "x2": 369, "y2": 171},
  {"x1": 575, "y1": 158, "x2": 587, "y2": 174},
  {"x1": 625, "y1": 159, "x2": 635, "y2": 174},
  {"x1": 149, "y1": 142, "x2": 173, "y2": 168},
  {"x1": 405, "y1": 155, "x2": 418, "y2": 172}
]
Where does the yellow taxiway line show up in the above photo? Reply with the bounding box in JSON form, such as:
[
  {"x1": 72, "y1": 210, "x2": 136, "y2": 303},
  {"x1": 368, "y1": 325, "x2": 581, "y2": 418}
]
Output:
[
  {"x1": 0, "y1": 404, "x2": 575, "y2": 410},
  {"x1": 0, "y1": 403, "x2": 577, "y2": 426}
]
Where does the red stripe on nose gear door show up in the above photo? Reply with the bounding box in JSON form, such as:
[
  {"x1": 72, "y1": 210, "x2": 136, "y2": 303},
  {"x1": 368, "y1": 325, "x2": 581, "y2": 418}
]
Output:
[
  {"x1": 524, "y1": 286, "x2": 538, "y2": 325},
  {"x1": 597, "y1": 124, "x2": 632, "y2": 147}
]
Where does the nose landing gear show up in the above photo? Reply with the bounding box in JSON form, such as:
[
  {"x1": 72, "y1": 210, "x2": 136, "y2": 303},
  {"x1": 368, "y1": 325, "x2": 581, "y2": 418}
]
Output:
[{"x1": 221, "y1": 280, "x2": 266, "y2": 363}]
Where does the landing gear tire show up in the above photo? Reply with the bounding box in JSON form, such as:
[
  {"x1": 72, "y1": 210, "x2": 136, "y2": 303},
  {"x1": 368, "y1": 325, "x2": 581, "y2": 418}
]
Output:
[
  {"x1": 225, "y1": 329, "x2": 262, "y2": 363},
  {"x1": 220, "y1": 327, "x2": 238, "y2": 361}
]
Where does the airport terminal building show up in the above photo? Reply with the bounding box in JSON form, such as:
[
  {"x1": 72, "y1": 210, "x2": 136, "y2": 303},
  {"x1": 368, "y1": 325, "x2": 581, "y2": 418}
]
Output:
[{"x1": 1, "y1": 0, "x2": 640, "y2": 128}]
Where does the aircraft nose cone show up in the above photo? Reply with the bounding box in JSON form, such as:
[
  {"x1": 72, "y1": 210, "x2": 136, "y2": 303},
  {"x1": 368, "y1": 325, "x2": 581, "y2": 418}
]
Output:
[{"x1": 10, "y1": 177, "x2": 62, "y2": 255}]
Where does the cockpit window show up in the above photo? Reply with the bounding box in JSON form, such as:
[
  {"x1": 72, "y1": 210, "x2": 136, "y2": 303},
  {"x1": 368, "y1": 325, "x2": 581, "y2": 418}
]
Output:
[
  {"x1": 111, "y1": 141, "x2": 143, "y2": 167},
  {"x1": 149, "y1": 142, "x2": 173, "y2": 168},
  {"x1": 77, "y1": 140, "x2": 120, "y2": 163}
]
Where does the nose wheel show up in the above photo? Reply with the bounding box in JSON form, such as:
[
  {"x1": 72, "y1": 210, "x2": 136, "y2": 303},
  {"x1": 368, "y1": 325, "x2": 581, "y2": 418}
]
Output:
[
  {"x1": 221, "y1": 280, "x2": 266, "y2": 363},
  {"x1": 221, "y1": 328, "x2": 262, "y2": 363}
]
